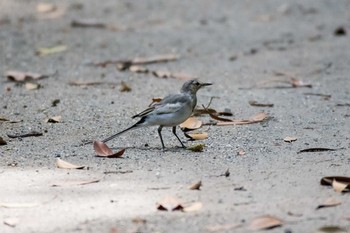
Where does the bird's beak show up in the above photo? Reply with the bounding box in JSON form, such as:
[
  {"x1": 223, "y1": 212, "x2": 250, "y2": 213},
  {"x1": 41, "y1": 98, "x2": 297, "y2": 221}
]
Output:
[{"x1": 201, "y1": 82, "x2": 212, "y2": 87}]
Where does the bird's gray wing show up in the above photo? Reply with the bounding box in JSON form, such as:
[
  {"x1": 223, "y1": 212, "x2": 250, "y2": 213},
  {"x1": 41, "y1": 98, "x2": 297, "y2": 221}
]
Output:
[{"x1": 132, "y1": 94, "x2": 190, "y2": 118}]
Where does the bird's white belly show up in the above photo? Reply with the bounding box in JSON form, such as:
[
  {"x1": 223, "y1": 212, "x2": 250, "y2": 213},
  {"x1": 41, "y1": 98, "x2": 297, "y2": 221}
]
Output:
[{"x1": 144, "y1": 106, "x2": 192, "y2": 127}]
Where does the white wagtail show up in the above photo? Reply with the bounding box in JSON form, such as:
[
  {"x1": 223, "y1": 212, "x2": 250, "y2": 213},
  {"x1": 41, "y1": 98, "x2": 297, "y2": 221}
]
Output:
[{"x1": 102, "y1": 79, "x2": 212, "y2": 149}]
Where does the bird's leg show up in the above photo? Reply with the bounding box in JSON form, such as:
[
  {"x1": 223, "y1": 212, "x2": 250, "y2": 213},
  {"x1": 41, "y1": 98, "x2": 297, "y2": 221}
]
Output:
[
  {"x1": 172, "y1": 126, "x2": 186, "y2": 148},
  {"x1": 157, "y1": 126, "x2": 165, "y2": 150}
]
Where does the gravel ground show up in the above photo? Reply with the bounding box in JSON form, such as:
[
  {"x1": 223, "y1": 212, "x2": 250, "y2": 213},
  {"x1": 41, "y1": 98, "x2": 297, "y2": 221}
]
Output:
[{"x1": 1, "y1": 0, "x2": 349, "y2": 232}]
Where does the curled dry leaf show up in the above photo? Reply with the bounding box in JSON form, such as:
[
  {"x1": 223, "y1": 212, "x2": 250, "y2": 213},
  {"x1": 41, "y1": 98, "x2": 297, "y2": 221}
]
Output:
[
  {"x1": 180, "y1": 117, "x2": 202, "y2": 130},
  {"x1": 5, "y1": 70, "x2": 48, "y2": 82},
  {"x1": 56, "y1": 158, "x2": 85, "y2": 169},
  {"x1": 249, "y1": 100, "x2": 274, "y2": 107},
  {"x1": 218, "y1": 108, "x2": 233, "y2": 116},
  {"x1": 25, "y1": 82, "x2": 40, "y2": 90},
  {"x1": 46, "y1": 116, "x2": 62, "y2": 123},
  {"x1": 332, "y1": 179, "x2": 350, "y2": 193},
  {"x1": 52, "y1": 178, "x2": 100, "y2": 187},
  {"x1": 120, "y1": 81, "x2": 131, "y2": 92},
  {"x1": 148, "y1": 97, "x2": 162, "y2": 107},
  {"x1": 7, "y1": 131, "x2": 43, "y2": 138},
  {"x1": 68, "y1": 80, "x2": 105, "y2": 86},
  {"x1": 71, "y1": 19, "x2": 108, "y2": 28},
  {"x1": 284, "y1": 136, "x2": 297, "y2": 142},
  {"x1": 188, "y1": 180, "x2": 202, "y2": 190},
  {"x1": 184, "y1": 132, "x2": 208, "y2": 140},
  {"x1": 316, "y1": 197, "x2": 341, "y2": 209},
  {"x1": 156, "y1": 196, "x2": 183, "y2": 211},
  {"x1": 152, "y1": 70, "x2": 172, "y2": 79},
  {"x1": 249, "y1": 215, "x2": 283, "y2": 230},
  {"x1": 183, "y1": 202, "x2": 203, "y2": 212},
  {"x1": 0, "y1": 137, "x2": 7, "y2": 145},
  {"x1": 298, "y1": 148, "x2": 339, "y2": 153},
  {"x1": 216, "y1": 112, "x2": 269, "y2": 126},
  {"x1": 36, "y1": 45, "x2": 67, "y2": 56},
  {"x1": 318, "y1": 226, "x2": 347, "y2": 233},
  {"x1": 93, "y1": 141, "x2": 125, "y2": 158},
  {"x1": 187, "y1": 144, "x2": 205, "y2": 152}
]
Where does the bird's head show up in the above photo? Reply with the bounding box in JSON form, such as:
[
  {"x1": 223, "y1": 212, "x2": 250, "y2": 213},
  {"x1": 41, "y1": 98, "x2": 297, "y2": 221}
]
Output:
[{"x1": 181, "y1": 79, "x2": 212, "y2": 94}]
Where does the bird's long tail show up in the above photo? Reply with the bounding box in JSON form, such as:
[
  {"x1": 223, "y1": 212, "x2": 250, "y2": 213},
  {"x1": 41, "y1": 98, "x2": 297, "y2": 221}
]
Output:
[{"x1": 102, "y1": 124, "x2": 138, "y2": 143}]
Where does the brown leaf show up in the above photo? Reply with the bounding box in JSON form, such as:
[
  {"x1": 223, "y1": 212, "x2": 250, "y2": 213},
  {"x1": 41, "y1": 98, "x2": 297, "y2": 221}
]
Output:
[
  {"x1": 318, "y1": 226, "x2": 347, "y2": 233},
  {"x1": 304, "y1": 93, "x2": 331, "y2": 100},
  {"x1": 0, "y1": 137, "x2": 7, "y2": 145},
  {"x1": 71, "y1": 19, "x2": 108, "y2": 28},
  {"x1": 45, "y1": 116, "x2": 62, "y2": 123},
  {"x1": 156, "y1": 196, "x2": 183, "y2": 211},
  {"x1": 216, "y1": 112, "x2": 269, "y2": 126},
  {"x1": 284, "y1": 136, "x2": 297, "y2": 142},
  {"x1": 5, "y1": 70, "x2": 48, "y2": 82},
  {"x1": 120, "y1": 81, "x2": 132, "y2": 92},
  {"x1": 298, "y1": 148, "x2": 339, "y2": 153},
  {"x1": 52, "y1": 178, "x2": 100, "y2": 187},
  {"x1": 316, "y1": 198, "x2": 341, "y2": 209},
  {"x1": 249, "y1": 215, "x2": 283, "y2": 230},
  {"x1": 56, "y1": 158, "x2": 85, "y2": 169},
  {"x1": 93, "y1": 141, "x2": 125, "y2": 158},
  {"x1": 131, "y1": 217, "x2": 147, "y2": 224},
  {"x1": 183, "y1": 202, "x2": 203, "y2": 212},
  {"x1": 217, "y1": 108, "x2": 233, "y2": 116},
  {"x1": 148, "y1": 97, "x2": 162, "y2": 107},
  {"x1": 180, "y1": 117, "x2": 202, "y2": 130},
  {"x1": 188, "y1": 180, "x2": 202, "y2": 190},
  {"x1": 184, "y1": 132, "x2": 208, "y2": 140},
  {"x1": 321, "y1": 176, "x2": 350, "y2": 186},
  {"x1": 249, "y1": 100, "x2": 274, "y2": 107},
  {"x1": 25, "y1": 82, "x2": 40, "y2": 90},
  {"x1": 36, "y1": 3, "x2": 65, "y2": 19},
  {"x1": 206, "y1": 223, "x2": 241, "y2": 232},
  {"x1": 333, "y1": 179, "x2": 350, "y2": 193}
]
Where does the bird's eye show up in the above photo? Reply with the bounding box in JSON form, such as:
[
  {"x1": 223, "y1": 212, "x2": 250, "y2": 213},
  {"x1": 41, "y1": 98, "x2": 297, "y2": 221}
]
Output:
[{"x1": 194, "y1": 81, "x2": 200, "y2": 86}]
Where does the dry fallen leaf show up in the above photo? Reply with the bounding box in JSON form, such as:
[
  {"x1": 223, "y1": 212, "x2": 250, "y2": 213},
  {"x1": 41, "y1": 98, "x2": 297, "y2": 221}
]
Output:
[
  {"x1": 216, "y1": 112, "x2": 269, "y2": 126},
  {"x1": 316, "y1": 197, "x2": 342, "y2": 209},
  {"x1": 249, "y1": 215, "x2": 283, "y2": 230},
  {"x1": 51, "y1": 178, "x2": 100, "y2": 187},
  {"x1": 237, "y1": 149, "x2": 246, "y2": 156},
  {"x1": 25, "y1": 82, "x2": 40, "y2": 90},
  {"x1": 297, "y1": 148, "x2": 339, "y2": 153},
  {"x1": 180, "y1": 117, "x2": 202, "y2": 130},
  {"x1": 152, "y1": 70, "x2": 172, "y2": 79},
  {"x1": 71, "y1": 19, "x2": 108, "y2": 28},
  {"x1": 46, "y1": 116, "x2": 62, "y2": 123},
  {"x1": 0, "y1": 137, "x2": 7, "y2": 145},
  {"x1": 332, "y1": 179, "x2": 350, "y2": 193},
  {"x1": 156, "y1": 196, "x2": 183, "y2": 211},
  {"x1": 284, "y1": 136, "x2": 297, "y2": 142},
  {"x1": 120, "y1": 81, "x2": 132, "y2": 92},
  {"x1": 206, "y1": 223, "x2": 241, "y2": 232},
  {"x1": 183, "y1": 202, "x2": 203, "y2": 212},
  {"x1": 318, "y1": 226, "x2": 347, "y2": 233},
  {"x1": 185, "y1": 132, "x2": 208, "y2": 140},
  {"x1": 36, "y1": 45, "x2": 67, "y2": 56},
  {"x1": 5, "y1": 70, "x2": 48, "y2": 82},
  {"x1": 93, "y1": 141, "x2": 125, "y2": 158},
  {"x1": 249, "y1": 100, "x2": 274, "y2": 107},
  {"x1": 56, "y1": 158, "x2": 85, "y2": 169},
  {"x1": 36, "y1": 3, "x2": 57, "y2": 13},
  {"x1": 188, "y1": 180, "x2": 202, "y2": 190},
  {"x1": 7, "y1": 131, "x2": 43, "y2": 138}
]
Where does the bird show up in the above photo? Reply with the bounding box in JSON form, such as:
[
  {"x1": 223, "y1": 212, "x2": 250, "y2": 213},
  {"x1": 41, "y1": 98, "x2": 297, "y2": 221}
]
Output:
[{"x1": 101, "y1": 79, "x2": 212, "y2": 149}]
